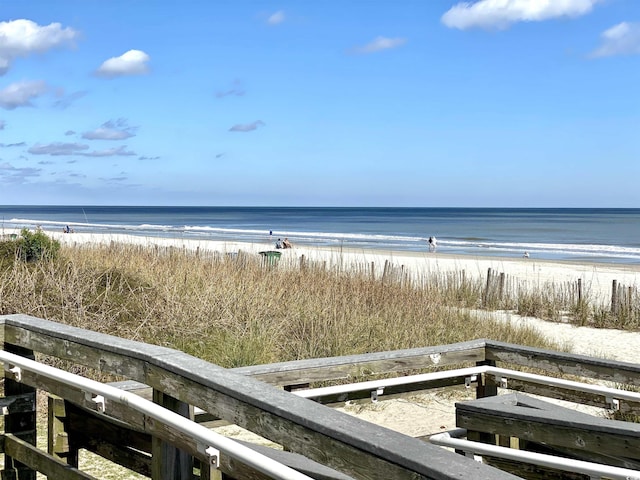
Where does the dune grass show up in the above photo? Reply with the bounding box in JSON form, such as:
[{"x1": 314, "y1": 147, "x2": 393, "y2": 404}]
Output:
[{"x1": 0, "y1": 240, "x2": 560, "y2": 368}]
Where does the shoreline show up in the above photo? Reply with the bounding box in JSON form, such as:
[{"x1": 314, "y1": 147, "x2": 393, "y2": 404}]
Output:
[{"x1": 30, "y1": 229, "x2": 639, "y2": 303}]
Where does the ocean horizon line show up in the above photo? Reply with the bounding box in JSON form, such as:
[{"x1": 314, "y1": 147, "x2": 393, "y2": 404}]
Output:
[{"x1": 2, "y1": 205, "x2": 640, "y2": 265}]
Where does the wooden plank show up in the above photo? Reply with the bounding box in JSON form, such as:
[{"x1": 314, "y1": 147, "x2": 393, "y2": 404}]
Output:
[
  {"x1": 485, "y1": 373, "x2": 640, "y2": 415},
  {"x1": 480, "y1": 455, "x2": 590, "y2": 480},
  {"x1": 456, "y1": 393, "x2": 640, "y2": 462},
  {"x1": 485, "y1": 340, "x2": 640, "y2": 386},
  {"x1": 0, "y1": 434, "x2": 97, "y2": 480},
  {"x1": 299, "y1": 375, "x2": 470, "y2": 405},
  {"x1": 3, "y1": 324, "x2": 151, "y2": 380},
  {"x1": 224, "y1": 440, "x2": 356, "y2": 480},
  {"x1": 232, "y1": 340, "x2": 486, "y2": 385}
]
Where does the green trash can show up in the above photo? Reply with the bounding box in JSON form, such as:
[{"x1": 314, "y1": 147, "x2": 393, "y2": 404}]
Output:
[{"x1": 258, "y1": 250, "x2": 282, "y2": 266}]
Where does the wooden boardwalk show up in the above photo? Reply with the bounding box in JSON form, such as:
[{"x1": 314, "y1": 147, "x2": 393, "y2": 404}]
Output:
[{"x1": 2, "y1": 313, "x2": 640, "y2": 479}]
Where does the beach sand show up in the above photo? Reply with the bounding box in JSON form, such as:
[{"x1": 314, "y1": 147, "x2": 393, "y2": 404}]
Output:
[{"x1": 21, "y1": 229, "x2": 640, "y2": 440}]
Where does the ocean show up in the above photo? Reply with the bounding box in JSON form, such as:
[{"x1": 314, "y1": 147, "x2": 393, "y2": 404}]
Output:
[{"x1": 1, "y1": 206, "x2": 639, "y2": 264}]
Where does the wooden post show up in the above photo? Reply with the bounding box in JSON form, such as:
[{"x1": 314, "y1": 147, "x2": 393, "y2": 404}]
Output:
[
  {"x1": 577, "y1": 278, "x2": 582, "y2": 304},
  {"x1": 382, "y1": 260, "x2": 390, "y2": 281},
  {"x1": 483, "y1": 268, "x2": 492, "y2": 306},
  {"x1": 151, "y1": 390, "x2": 194, "y2": 480},
  {"x1": 611, "y1": 279, "x2": 618, "y2": 314},
  {"x1": 299, "y1": 254, "x2": 306, "y2": 270},
  {"x1": 47, "y1": 396, "x2": 78, "y2": 467},
  {"x1": 498, "y1": 272, "x2": 505, "y2": 301},
  {"x1": 472, "y1": 359, "x2": 499, "y2": 447},
  {"x1": 475, "y1": 359, "x2": 498, "y2": 399},
  {"x1": 370, "y1": 261, "x2": 375, "y2": 281},
  {"x1": 2, "y1": 344, "x2": 37, "y2": 480}
]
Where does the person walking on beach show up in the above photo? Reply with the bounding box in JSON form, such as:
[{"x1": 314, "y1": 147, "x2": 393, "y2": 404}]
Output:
[{"x1": 428, "y1": 236, "x2": 437, "y2": 251}]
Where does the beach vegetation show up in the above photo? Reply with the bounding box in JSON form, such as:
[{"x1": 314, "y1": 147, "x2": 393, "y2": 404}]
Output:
[
  {"x1": 0, "y1": 228, "x2": 60, "y2": 264},
  {"x1": 1, "y1": 240, "x2": 638, "y2": 369},
  {"x1": 0, "y1": 242, "x2": 557, "y2": 369}
]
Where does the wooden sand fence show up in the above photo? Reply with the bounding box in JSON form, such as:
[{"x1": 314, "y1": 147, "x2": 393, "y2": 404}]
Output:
[{"x1": 483, "y1": 268, "x2": 639, "y2": 314}]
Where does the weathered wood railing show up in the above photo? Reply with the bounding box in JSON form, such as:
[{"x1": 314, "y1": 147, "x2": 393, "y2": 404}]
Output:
[
  {"x1": 0, "y1": 314, "x2": 515, "y2": 480},
  {"x1": 3, "y1": 313, "x2": 640, "y2": 479}
]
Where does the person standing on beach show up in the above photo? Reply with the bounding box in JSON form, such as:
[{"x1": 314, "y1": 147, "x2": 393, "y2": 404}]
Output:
[{"x1": 428, "y1": 236, "x2": 437, "y2": 251}]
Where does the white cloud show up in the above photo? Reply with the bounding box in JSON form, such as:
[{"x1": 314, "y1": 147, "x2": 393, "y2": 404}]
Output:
[
  {"x1": 28, "y1": 142, "x2": 89, "y2": 156},
  {"x1": 591, "y1": 22, "x2": 640, "y2": 58},
  {"x1": 0, "y1": 162, "x2": 41, "y2": 184},
  {"x1": 95, "y1": 49, "x2": 150, "y2": 78},
  {"x1": 0, "y1": 19, "x2": 79, "y2": 75},
  {"x1": 28, "y1": 142, "x2": 136, "y2": 157},
  {"x1": 441, "y1": 0, "x2": 600, "y2": 30},
  {"x1": 229, "y1": 120, "x2": 265, "y2": 132},
  {"x1": 82, "y1": 119, "x2": 137, "y2": 140},
  {"x1": 352, "y1": 36, "x2": 407, "y2": 54},
  {"x1": 267, "y1": 11, "x2": 285, "y2": 25},
  {"x1": 79, "y1": 145, "x2": 136, "y2": 157},
  {"x1": 0, "y1": 80, "x2": 48, "y2": 109}
]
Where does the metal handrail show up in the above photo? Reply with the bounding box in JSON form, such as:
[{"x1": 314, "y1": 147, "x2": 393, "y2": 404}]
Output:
[
  {"x1": 429, "y1": 429, "x2": 640, "y2": 480},
  {"x1": 0, "y1": 350, "x2": 313, "y2": 480},
  {"x1": 293, "y1": 364, "x2": 640, "y2": 407}
]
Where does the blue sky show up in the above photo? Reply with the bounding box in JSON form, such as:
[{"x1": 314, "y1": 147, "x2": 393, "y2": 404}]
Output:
[{"x1": 0, "y1": 0, "x2": 638, "y2": 207}]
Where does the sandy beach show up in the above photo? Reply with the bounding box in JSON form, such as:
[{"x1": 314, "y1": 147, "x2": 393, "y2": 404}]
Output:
[{"x1": 44, "y1": 229, "x2": 640, "y2": 303}]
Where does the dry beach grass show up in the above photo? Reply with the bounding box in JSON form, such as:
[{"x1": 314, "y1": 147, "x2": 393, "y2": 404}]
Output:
[{"x1": 1, "y1": 236, "x2": 559, "y2": 367}]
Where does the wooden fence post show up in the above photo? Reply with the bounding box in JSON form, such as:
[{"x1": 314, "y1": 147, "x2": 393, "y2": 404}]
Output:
[
  {"x1": 577, "y1": 278, "x2": 583, "y2": 304},
  {"x1": 611, "y1": 280, "x2": 618, "y2": 314},
  {"x1": 483, "y1": 268, "x2": 492, "y2": 306}
]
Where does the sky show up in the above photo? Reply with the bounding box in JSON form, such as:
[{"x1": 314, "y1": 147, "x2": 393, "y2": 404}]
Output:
[{"x1": 0, "y1": 0, "x2": 638, "y2": 207}]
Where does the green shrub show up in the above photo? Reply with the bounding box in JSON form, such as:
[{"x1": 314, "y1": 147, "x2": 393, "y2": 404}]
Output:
[
  {"x1": 0, "y1": 236, "x2": 19, "y2": 267},
  {"x1": 17, "y1": 228, "x2": 60, "y2": 262}
]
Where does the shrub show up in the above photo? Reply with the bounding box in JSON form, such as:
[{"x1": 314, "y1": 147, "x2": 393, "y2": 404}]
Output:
[
  {"x1": 17, "y1": 228, "x2": 60, "y2": 262},
  {"x1": 0, "y1": 236, "x2": 19, "y2": 267}
]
